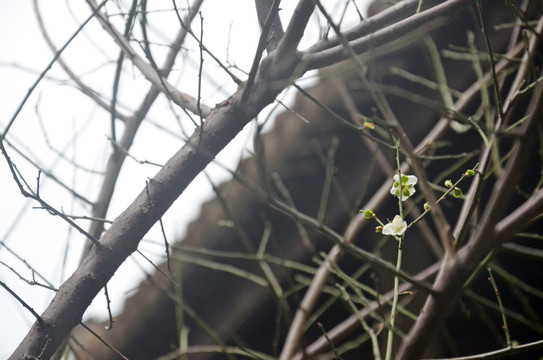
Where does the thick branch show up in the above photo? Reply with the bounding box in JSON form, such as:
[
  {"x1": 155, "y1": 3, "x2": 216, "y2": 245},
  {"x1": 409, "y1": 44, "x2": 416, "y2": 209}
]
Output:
[
  {"x1": 242, "y1": 0, "x2": 283, "y2": 101},
  {"x1": 9, "y1": 88, "x2": 265, "y2": 360},
  {"x1": 301, "y1": 0, "x2": 472, "y2": 70},
  {"x1": 274, "y1": 0, "x2": 314, "y2": 59},
  {"x1": 8, "y1": 9, "x2": 308, "y2": 353},
  {"x1": 306, "y1": 0, "x2": 440, "y2": 53},
  {"x1": 284, "y1": 19, "x2": 531, "y2": 358},
  {"x1": 255, "y1": 0, "x2": 284, "y2": 52},
  {"x1": 271, "y1": 0, "x2": 315, "y2": 78},
  {"x1": 81, "y1": 0, "x2": 204, "y2": 260}
]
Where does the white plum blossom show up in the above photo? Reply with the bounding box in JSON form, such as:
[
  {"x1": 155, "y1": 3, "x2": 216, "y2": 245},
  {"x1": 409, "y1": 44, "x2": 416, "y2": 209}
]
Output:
[
  {"x1": 382, "y1": 215, "x2": 407, "y2": 236},
  {"x1": 390, "y1": 174, "x2": 418, "y2": 201}
]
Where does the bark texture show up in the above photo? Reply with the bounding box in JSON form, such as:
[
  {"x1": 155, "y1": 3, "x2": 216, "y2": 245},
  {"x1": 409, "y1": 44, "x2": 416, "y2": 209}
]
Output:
[{"x1": 73, "y1": 3, "x2": 543, "y2": 360}]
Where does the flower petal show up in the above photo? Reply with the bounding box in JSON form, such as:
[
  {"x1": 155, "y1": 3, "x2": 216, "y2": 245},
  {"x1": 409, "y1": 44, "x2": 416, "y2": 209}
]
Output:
[
  {"x1": 405, "y1": 175, "x2": 418, "y2": 186},
  {"x1": 382, "y1": 223, "x2": 394, "y2": 235},
  {"x1": 382, "y1": 215, "x2": 407, "y2": 236},
  {"x1": 390, "y1": 174, "x2": 418, "y2": 201}
]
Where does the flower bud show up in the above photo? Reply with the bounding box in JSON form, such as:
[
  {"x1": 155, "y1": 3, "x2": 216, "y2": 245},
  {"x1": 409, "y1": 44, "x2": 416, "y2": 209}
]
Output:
[{"x1": 453, "y1": 187, "x2": 462, "y2": 198}]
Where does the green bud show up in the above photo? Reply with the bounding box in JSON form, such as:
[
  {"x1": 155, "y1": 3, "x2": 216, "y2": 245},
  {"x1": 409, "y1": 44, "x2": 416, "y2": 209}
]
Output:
[
  {"x1": 363, "y1": 119, "x2": 375, "y2": 129},
  {"x1": 424, "y1": 202, "x2": 431, "y2": 211},
  {"x1": 465, "y1": 169, "x2": 475, "y2": 177},
  {"x1": 445, "y1": 180, "x2": 453, "y2": 188},
  {"x1": 362, "y1": 209, "x2": 375, "y2": 219},
  {"x1": 376, "y1": 226, "x2": 382, "y2": 233},
  {"x1": 453, "y1": 187, "x2": 462, "y2": 198}
]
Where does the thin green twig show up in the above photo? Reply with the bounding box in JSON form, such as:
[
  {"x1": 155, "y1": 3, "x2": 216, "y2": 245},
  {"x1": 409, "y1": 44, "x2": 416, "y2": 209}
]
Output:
[{"x1": 487, "y1": 266, "x2": 512, "y2": 347}]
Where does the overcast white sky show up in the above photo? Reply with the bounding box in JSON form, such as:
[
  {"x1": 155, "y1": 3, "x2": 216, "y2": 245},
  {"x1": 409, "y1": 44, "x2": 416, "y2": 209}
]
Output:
[{"x1": 0, "y1": 1, "x2": 370, "y2": 356}]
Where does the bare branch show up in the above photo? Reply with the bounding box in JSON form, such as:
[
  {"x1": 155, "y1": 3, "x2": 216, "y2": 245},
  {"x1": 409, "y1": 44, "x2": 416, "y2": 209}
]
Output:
[
  {"x1": 255, "y1": 0, "x2": 284, "y2": 52},
  {"x1": 109, "y1": 0, "x2": 139, "y2": 143},
  {"x1": 7, "y1": 2, "x2": 541, "y2": 359},
  {"x1": 171, "y1": 0, "x2": 242, "y2": 85},
  {"x1": 396, "y1": 25, "x2": 543, "y2": 356},
  {"x1": 1, "y1": 0, "x2": 108, "y2": 141},
  {"x1": 295, "y1": 261, "x2": 442, "y2": 359},
  {"x1": 242, "y1": 0, "x2": 282, "y2": 101},
  {"x1": 8, "y1": 5, "x2": 309, "y2": 352},
  {"x1": 495, "y1": 189, "x2": 543, "y2": 241},
  {"x1": 429, "y1": 338, "x2": 543, "y2": 360},
  {"x1": 81, "y1": 0, "x2": 204, "y2": 260},
  {"x1": 0, "y1": 141, "x2": 100, "y2": 248},
  {"x1": 86, "y1": 0, "x2": 211, "y2": 117},
  {"x1": 301, "y1": 0, "x2": 473, "y2": 70},
  {"x1": 306, "y1": 0, "x2": 427, "y2": 53},
  {"x1": 271, "y1": 0, "x2": 315, "y2": 77},
  {"x1": 0, "y1": 280, "x2": 44, "y2": 325},
  {"x1": 280, "y1": 35, "x2": 525, "y2": 360},
  {"x1": 33, "y1": 0, "x2": 130, "y2": 123}
]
